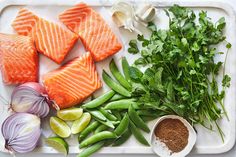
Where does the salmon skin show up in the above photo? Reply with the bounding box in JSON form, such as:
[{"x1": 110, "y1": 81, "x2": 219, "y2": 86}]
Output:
[
  {"x1": 59, "y1": 3, "x2": 122, "y2": 62},
  {"x1": 0, "y1": 33, "x2": 38, "y2": 85},
  {"x1": 12, "y1": 8, "x2": 78, "y2": 64},
  {"x1": 43, "y1": 52, "x2": 102, "y2": 109}
]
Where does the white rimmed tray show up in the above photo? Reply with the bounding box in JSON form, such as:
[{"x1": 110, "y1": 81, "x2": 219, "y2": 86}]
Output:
[{"x1": 0, "y1": 0, "x2": 235, "y2": 155}]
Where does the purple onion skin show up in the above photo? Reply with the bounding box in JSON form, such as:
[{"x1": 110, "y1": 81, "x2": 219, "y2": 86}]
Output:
[
  {"x1": 19, "y1": 82, "x2": 47, "y2": 94},
  {"x1": 1, "y1": 113, "x2": 41, "y2": 153},
  {"x1": 10, "y1": 82, "x2": 51, "y2": 118}
]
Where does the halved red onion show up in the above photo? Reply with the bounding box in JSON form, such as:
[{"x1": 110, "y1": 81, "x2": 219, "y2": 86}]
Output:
[
  {"x1": 10, "y1": 82, "x2": 51, "y2": 118},
  {"x1": 1, "y1": 113, "x2": 41, "y2": 153}
]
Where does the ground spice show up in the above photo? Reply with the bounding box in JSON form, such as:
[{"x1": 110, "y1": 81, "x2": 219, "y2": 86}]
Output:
[{"x1": 154, "y1": 118, "x2": 189, "y2": 153}]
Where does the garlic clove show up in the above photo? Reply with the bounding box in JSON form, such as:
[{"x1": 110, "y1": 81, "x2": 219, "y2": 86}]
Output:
[
  {"x1": 142, "y1": 7, "x2": 156, "y2": 22},
  {"x1": 135, "y1": 4, "x2": 156, "y2": 23},
  {"x1": 136, "y1": 4, "x2": 152, "y2": 17},
  {"x1": 112, "y1": 11, "x2": 127, "y2": 27},
  {"x1": 123, "y1": 18, "x2": 135, "y2": 32}
]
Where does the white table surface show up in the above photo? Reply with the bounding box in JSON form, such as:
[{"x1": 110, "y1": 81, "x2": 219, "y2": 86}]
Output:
[{"x1": 0, "y1": 0, "x2": 236, "y2": 157}]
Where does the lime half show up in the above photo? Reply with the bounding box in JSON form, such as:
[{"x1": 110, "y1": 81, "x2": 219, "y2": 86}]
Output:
[
  {"x1": 50, "y1": 117, "x2": 71, "y2": 138},
  {"x1": 57, "y1": 108, "x2": 83, "y2": 121},
  {"x1": 46, "y1": 137, "x2": 69, "y2": 155}
]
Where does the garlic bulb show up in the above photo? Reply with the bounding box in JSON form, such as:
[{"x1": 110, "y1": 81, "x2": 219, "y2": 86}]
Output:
[
  {"x1": 111, "y1": 1, "x2": 135, "y2": 32},
  {"x1": 135, "y1": 4, "x2": 156, "y2": 23},
  {"x1": 111, "y1": 1, "x2": 156, "y2": 33}
]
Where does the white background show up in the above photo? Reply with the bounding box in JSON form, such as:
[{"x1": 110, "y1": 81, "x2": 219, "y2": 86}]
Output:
[{"x1": 0, "y1": 0, "x2": 236, "y2": 157}]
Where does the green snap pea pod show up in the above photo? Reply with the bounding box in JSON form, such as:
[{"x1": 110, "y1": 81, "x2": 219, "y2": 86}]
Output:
[
  {"x1": 129, "y1": 120, "x2": 149, "y2": 146},
  {"x1": 89, "y1": 110, "x2": 107, "y2": 121},
  {"x1": 104, "y1": 114, "x2": 127, "y2": 146},
  {"x1": 109, "y1": 59, "x2": 131, "y2": 90},
  {"x1": 141, "y1": 116, "x2": 158, "y2": 122},
  {"x1": 137, "y1": 110, "x2": 166, "y2": 117},
  {"x1": 104, "y1": 99, "x2": 138, "y2": 110},
  {"x1": 94, "y1": 125, "x2": 108, "y2": 134},
  {"x1": 114, "y1": 113, "x2": 129, "y2": 136},
  {"x1": 83, "y1": 90, "x2": 115, "y2": 109},
  {"x1": 122, "y1": 57, "x2": 131, "y2": 81},
  {"x1": 113, "y1": 129, "x2": 132, "y2": 146},
  {"x1": 112, "y1": 121, "x2": 120, "y2": 125},
  {"x1": 128, "y1": 105, "x2": 150, "y2": 133},
  {"x1": 102, "y1": 70, "x2": 131, "y2": 97},
  {"x1": 109, "y1": 94, "x2": 126, "y2": 101},
  {"x1": 79, "y1": 131, "x2": 117, "y2": 148},
  {"x1": 78, "y1": 121, "x2": 100, "y2": 142},
  {"x1": 136, "y1": 109, "x2": 156, "y2": 116},
  {"x1": 77, "y1": 141, "x2": 104, "y2": 157},
  {"x1": 112, "y1": 111, "x2": 121, "y2": 121},
  {"x1": 94, "y1": 117, "x2": 115, "y2": 129},
  {"x1": 103, "y1": 139, "x2": 115, "y2": 146},
  {"x1": 105, "y1": 112, "x2": 125, "y2": 146},
  {"x1": 99, "y1": 108, "x2": 117, "y2": 121},
  {"x1": 137, "y1": 110, "x2": 155, "y2": 116}
]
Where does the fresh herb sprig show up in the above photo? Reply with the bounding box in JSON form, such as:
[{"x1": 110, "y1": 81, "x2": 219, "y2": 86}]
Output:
[{"x1": 128, "y1": 5, "x2": 231, "y2": 141}]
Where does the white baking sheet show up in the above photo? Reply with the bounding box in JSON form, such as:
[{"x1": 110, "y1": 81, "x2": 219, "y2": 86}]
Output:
[{"x1": 0, "y1": 0, "x2": 235, "y2": 155}]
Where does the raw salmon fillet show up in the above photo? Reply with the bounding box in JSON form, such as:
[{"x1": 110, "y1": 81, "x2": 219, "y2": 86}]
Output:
[
  {"x1": 12, "y1": 8, "x2": 78, "y2": 64},
  {"x1": 59, "y1": 3, "x2": 122, "y2": 62},
  {"x1": 33, "y1": 18, "x2": 78, "y2": 63},
  {"x1": 12, "y1": 8, "x2": 39, "y2": 37},
  {"x1": 43, "y1": 52, "x2": 102, "y2": 109},
  {"x1": 0, "y1": 33, "x2": 38, "y2": 84}
]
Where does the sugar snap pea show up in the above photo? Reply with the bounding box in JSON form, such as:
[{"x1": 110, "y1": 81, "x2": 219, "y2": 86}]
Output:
[
  {"x1": 112, "y1": 111, "x2": 122, "y2": 121},
  {"x1": 89, "y1": 110, "x2": 107, "y2": 121},
  {"x1": 129, "y1": 120, "x2": 149, "y2": 146},
  {"x1": 95, "y1": 125, "x2": 108, "y2": 134},
  {"x1": 128, "y1": 105, "x2": 150, "y2": 133},
  {"x1": 141, "y1": 116, "x2": 158, "y2": 122},
  {"x1": 109, "y1": 94, "x2": 126, "y2": 101},
  {"x1": 137, "y1": 110, "x2": 166, "y2": 117},
  {"x1": 94, "y1": 117, "x2": 114, "y2": 129},
  {"x1": 104, "y1": 99, "x2": 138, "y2": 110},
  {"x1": 83, "y1": 90, "x2": 115, "y2": 109},
  {"x1": 78, "y1": 121, "x2": 100, "y2": 142},
  {"x1": 122, "y1": 57, "x2": 131, "y2": 81},
  {"x1": 137, "y1": 110, "x2": 156, "y2": 116},
  {"x1": 102, "y1": 70, "x2": 131, "y2": 97},
  {"x1": 113, "y1": 129, "x2": 132, "y2": 146},
  {"x1": 77, "y1": 141, "x2": 104, "y2": 157},
  {"x1": 99, "y1": 108, "x2": 117, "y2": 121},
  {"x1": 112, "y1": 121, "x2": 120, "y2": 125},
  {"x1": 114, "y1": 113, "x2": 129, "y2": 136},
  {"x1": 79, "y1": 131, "x2": 117, "y2": 148},
  {"x1": 109, "y1": 59, "x2": 131, "y2": 90}
]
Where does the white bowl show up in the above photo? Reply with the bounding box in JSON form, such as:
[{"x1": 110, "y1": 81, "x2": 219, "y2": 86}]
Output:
[{"x1": 150, "y1": 115, "x2": 197, "y2": 157}]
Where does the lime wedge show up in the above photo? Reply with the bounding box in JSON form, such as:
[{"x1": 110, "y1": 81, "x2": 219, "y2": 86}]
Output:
[
  {"x1": 46, "y1": 137, "x2": 69, "y2": 155},
  {"x1": 71, "y1": 112, "x2": 91, "y2": 134},
  {"x1": 57, "y1": 108, "x2": 83, "y2": 121},
  {"x1": 50, "y1": 117, "x2": 71, "y2": 138}
]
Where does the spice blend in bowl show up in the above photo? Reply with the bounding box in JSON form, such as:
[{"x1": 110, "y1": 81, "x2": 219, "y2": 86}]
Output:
[
  {"x1": 154, "y1": 118, "x2": 189, "y2": 153},
  {"x1": 150, "y1": 115, "x2": 197, "y2": 157}
]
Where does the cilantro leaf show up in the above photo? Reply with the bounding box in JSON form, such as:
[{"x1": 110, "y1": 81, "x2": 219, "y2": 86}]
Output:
[
  {"x1": 222, "y1": 75, "x2": 231, "y2": 87},
  {"x1": 128, "y1": 66, "x2": 143, "y2": 82}
]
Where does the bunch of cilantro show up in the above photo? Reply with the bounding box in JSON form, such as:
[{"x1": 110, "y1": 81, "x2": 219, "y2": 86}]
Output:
[{"x1": 127, "y1": 5, "x2": 231, "y2": 140}]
